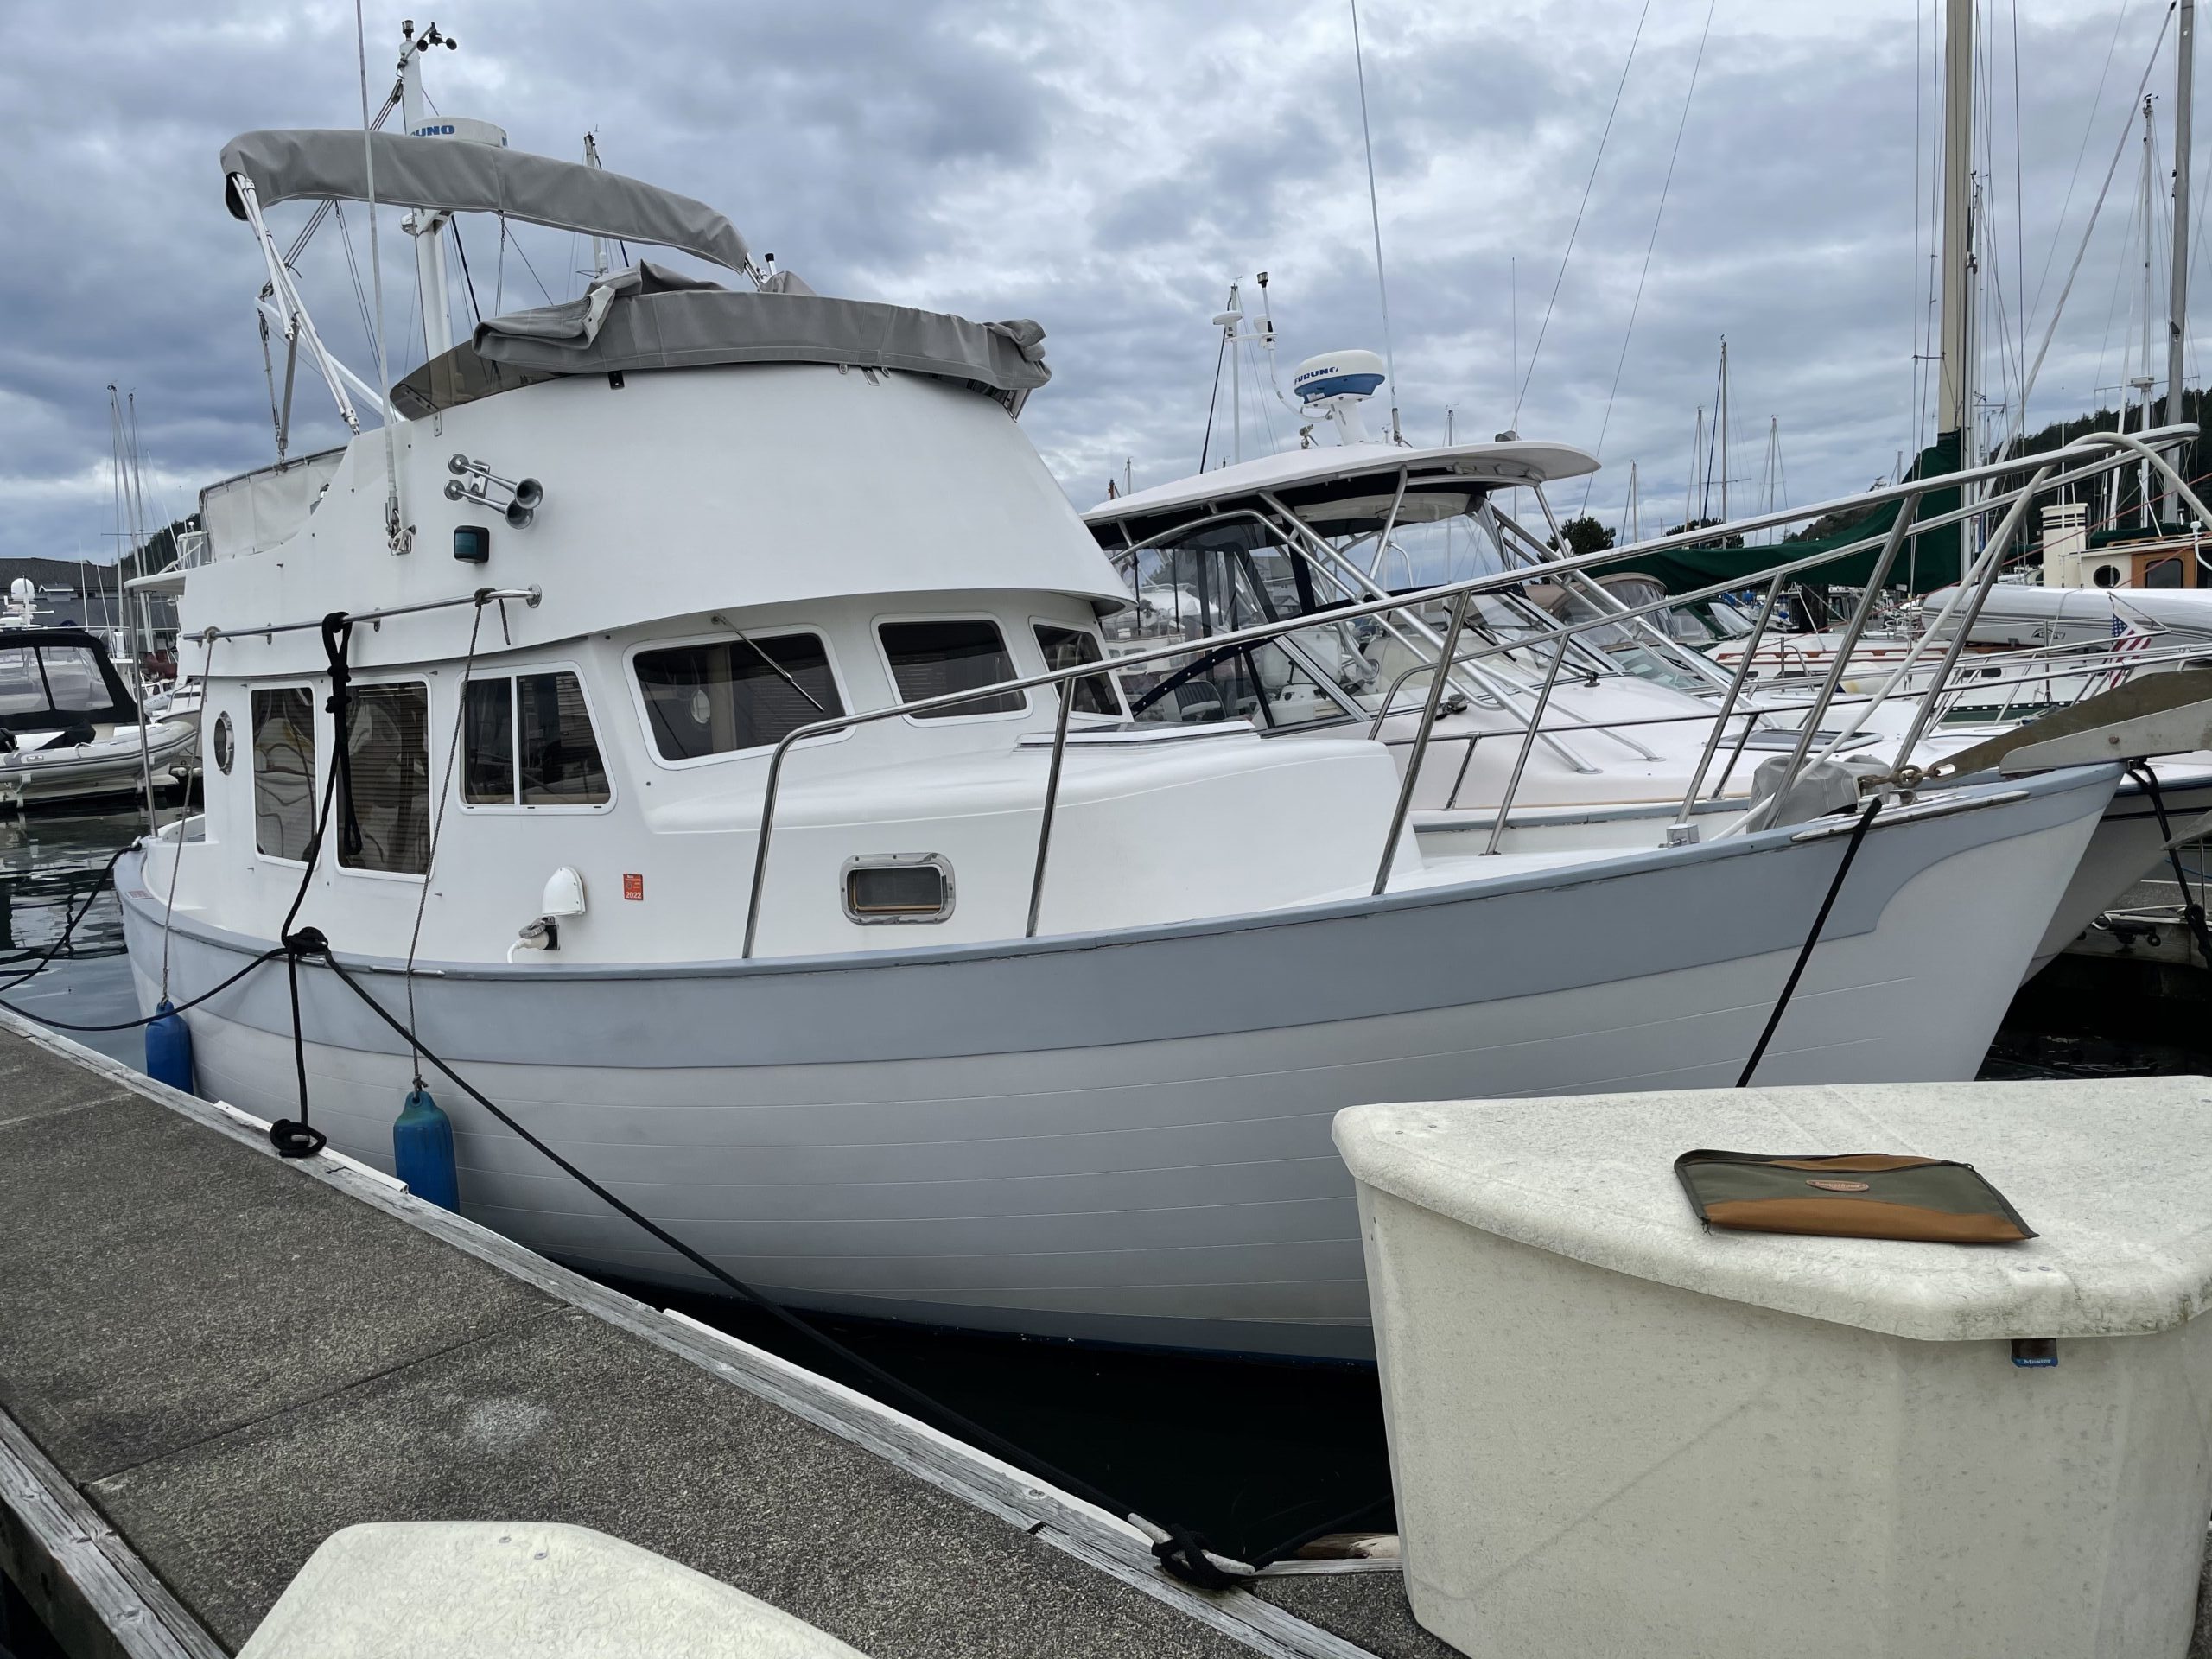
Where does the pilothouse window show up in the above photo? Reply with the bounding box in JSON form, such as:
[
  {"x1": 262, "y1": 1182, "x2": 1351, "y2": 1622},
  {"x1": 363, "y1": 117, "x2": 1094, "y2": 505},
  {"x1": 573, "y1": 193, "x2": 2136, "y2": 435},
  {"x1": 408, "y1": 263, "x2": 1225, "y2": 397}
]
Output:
[
  {"x1": 878, "y1": 620, "x2": 1025, "y2": 719},
  {"x1": 636, "y1": 632, "x2": 844, "y2": 761},
  {"x1": 251, "y1": 688, "x2": 316, "y2": 861},
  {"x1": 464, "y1": 672, "x2": 610, "y2": 804},
  {"x1": 338, "y1": 683, "x2": 431, "y2": 875},
  {"x1": 1033, "y1": 624, "x2": 1121, "y2": 715}
]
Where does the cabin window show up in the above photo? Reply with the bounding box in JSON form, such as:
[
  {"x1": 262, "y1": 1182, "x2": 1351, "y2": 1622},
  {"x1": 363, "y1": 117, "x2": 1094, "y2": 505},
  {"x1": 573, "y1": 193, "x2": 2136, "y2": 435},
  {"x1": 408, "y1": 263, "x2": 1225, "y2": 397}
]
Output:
[
  {"x1": 635, "y1": 632, "x2": 844, "y2": 761},
  {"x1": 2142, "y1": 556, "x2": 2185, "y2": 590},
  {"x1": 251, "y1": 688, "x2": 317, "y2": 861},
  {"x1": 36, "y1": 645, "x2": 108, "y2": 711},
  {"x1": 0, "y1": 650, "x2": 42, "y2": 720},
  {"x1": 842, "y1": 855, "x2": 954, "y2": 923},
  {"x1": 463, "y1": 672, "x2": 611, "y2": 804},
  {"x1": 337, "y1": 683, "x2": 431, "y2": 875},
  {"x1": 1033, "y1": 624, "x2": 1122, "y2": 716},
  {"x1": 877, "y1": 620, "x2": 1025, "y2": 719}
]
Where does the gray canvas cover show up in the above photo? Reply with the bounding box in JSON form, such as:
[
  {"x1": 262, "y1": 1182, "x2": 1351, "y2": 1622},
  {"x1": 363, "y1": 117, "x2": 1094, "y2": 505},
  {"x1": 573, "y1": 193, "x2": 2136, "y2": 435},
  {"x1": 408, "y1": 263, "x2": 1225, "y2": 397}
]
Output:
[
  {"x1": 468, "y1": 263, "x2": 1050, "y2": 393},
  {"x1": 220, "y1": 130, "x2": 749, "y2": 273}
]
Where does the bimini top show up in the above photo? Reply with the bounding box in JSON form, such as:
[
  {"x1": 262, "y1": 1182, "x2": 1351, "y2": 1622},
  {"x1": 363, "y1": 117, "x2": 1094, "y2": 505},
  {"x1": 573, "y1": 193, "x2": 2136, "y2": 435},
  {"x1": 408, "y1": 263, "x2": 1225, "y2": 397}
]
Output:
[
  {"x1": 392, "y1": 262, "x2": 1051, "y2": 417},
  {"x1": 220, "y1": 129, "x2": 750, "y2": 274},
  {"x1": 1083, "y1": 437, "x2": 1600, "y2": 546}
]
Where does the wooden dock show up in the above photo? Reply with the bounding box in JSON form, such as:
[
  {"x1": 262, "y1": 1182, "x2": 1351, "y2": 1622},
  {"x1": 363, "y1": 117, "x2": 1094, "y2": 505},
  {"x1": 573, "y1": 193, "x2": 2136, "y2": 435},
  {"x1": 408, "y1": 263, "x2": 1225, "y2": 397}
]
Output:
[{"x1": 0, "y1": 1010, "x2": 1451, "y2": 1659}]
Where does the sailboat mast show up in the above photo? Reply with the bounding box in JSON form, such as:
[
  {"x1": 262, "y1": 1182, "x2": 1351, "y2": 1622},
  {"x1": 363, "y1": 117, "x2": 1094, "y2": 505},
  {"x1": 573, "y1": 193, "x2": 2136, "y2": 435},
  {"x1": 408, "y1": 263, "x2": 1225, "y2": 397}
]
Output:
[
  {"x1": 1718, "y1": 338, "x2": 1730, "y2": 524},
  {"x1": 1936, "y1": 0, "x2": 1974, "y2": 575},
  {"x1": 2169, "y1": 1, "x2": 2196, "y2": 440},
  {"x1": 2139, "y1": 95, "x2": 2159, "y2": 528}
]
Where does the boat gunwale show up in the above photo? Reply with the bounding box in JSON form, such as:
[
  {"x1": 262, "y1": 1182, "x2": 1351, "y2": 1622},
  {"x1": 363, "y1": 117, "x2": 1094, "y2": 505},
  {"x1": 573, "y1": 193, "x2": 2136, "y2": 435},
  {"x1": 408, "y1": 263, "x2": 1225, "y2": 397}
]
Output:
[{"x1": 116, "y1": 763, "x2": 2117, "y2": 986}]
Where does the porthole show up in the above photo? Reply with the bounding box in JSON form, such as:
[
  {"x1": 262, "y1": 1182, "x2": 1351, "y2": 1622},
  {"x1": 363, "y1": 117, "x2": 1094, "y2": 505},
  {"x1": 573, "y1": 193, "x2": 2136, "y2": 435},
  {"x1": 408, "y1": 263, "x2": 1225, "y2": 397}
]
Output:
[
  {"x1": 2093, "y1": 563, "x2": 2123, "y2": 589},
  {"x1": 842, "y1": 854, "x2": 954, "y2": 924},
  {"x1": 212, "y1": 710, "x2": 234, "y2": 774}
]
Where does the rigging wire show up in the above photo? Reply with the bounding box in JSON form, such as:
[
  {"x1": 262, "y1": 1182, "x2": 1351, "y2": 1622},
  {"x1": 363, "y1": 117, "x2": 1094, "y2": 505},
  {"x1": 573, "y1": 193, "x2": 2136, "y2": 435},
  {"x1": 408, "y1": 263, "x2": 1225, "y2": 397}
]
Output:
[
  {"x1": 402, "y1": 603, "x2": 484, "y2": 1081},
  {"x1": 1574, "y1": 0, "x2": 1720, "y2": 512},
  {"x1": 505, "y1": 226, "x2": 559, "y2": 308},
  {"x1": 331, "y1": 202, "x2": 380, "y2": 363},
  {"x1": 1347, "y1": 0, "x2": 1400, "y2": 442},
  {"x1": 451, "y1": 220, "x2": 485, "y2": 328},
  {"x1": 1197, "y1": 312, "x2": 1230, "y2": 471},
  {"x1": 1516, "y1": 0, "x2": 1652, "y2": 424},
  {"x1": 2026, "y1": 0, "x2": 2136, "y2": 328},
  {"x1": 1999, "y1": 8, "x2": 2176, "y2": 461}
]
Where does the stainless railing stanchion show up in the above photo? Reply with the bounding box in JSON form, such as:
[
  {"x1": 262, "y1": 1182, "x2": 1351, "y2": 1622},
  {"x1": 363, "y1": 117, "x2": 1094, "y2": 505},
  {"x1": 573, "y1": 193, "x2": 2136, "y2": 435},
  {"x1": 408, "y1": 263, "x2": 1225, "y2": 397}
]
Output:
[
  {"x1": 1675, "y1": 569, "x2": 1789, "y2": 830},
  {"x1": 1486, "y1": 626, "x2": 1574, "y2": 857},
  {"x1": 1741, "y1": 493, "x2": 1921, "y2": 834},
  {"x1": 1885, "y1": 467, "x2": 2058, "y2": 771},
  {"x1": 1025, "y1": 681, "x2": 1076, "y2": 938},
  {"x1": 1372, "y1": 590, "x2": 1471, "y2": 897}
]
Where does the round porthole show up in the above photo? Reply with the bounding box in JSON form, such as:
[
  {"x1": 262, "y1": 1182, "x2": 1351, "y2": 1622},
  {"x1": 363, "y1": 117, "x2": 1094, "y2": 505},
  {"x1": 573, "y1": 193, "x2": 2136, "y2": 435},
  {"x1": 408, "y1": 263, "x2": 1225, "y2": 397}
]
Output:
[
  {"x1": 2093, "y1": 563, "x2": 2123, "y2": 588},
  {"x1": 212, "y1": 710, "x2": 234, "y2": 774}
]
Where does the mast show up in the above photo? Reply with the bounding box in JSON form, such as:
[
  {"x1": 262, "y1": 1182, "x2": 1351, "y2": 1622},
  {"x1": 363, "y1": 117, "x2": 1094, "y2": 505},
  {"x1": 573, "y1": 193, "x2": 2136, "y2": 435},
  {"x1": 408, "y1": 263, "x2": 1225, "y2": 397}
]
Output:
[
  {"x1": 399, "y1": 24, "x2": 455, "y2": 362},
  {"x1": 584, "y1": 132, "x2": 610, "y2": 281},
  {"x1": 1628, "y1": 461, "x2": 1642, "y2": 543},
  {"x1": 1936, "y1": 0, "x2": 1975, "y2": 575},
  {"x1": 2137, "y1": 95, "x2": 2158, "y2": 528},
  {"x1": 1689, "y1": 406, "x2": 1704, "y2": 528},
  {"x1": 2169, "y1": 0, "x2": 2196, "y2": 524},
  {"x1": 1718, "y1": 338, "x2": 1731, "y2": 524}
]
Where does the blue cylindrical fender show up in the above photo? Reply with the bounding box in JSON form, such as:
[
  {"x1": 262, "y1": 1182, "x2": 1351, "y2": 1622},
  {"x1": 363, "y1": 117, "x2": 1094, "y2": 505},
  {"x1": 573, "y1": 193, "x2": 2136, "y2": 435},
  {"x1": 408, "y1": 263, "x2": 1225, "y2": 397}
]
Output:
[
  {"x1": 393, "y1": 1086, "x2": 461, "y2": 1212},
  {"x1": 143, "y1": 1000, "x2": 195, "y2": 1095}
]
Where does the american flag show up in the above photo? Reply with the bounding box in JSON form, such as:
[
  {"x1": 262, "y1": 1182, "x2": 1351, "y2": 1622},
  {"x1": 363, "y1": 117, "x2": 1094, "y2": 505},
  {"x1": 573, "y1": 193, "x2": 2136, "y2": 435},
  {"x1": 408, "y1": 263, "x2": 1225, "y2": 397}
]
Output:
[{"x1": 2101, "y1": 612, "x2": 2156, "y2": 693}]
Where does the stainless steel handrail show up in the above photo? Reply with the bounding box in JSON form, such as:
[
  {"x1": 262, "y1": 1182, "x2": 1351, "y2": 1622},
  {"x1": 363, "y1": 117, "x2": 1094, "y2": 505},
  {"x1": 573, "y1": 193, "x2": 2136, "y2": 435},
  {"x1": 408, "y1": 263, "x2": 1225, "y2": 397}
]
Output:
[
  {"x1": 737, "y1": 427, "x2": 2203, "y2": 957},
  {"x1": 1738, "y1": 493, "x2": 1922, "y2": 834},
  {"x1": 1372, "y1": 591, "x2": 1471, "y2": 894},
  {"x1": 194, "y1": 585, "x2": 542, "y2": 642},
  {"x1": 1674, "y1": 569, "x2": 1791, "y2": 827}
]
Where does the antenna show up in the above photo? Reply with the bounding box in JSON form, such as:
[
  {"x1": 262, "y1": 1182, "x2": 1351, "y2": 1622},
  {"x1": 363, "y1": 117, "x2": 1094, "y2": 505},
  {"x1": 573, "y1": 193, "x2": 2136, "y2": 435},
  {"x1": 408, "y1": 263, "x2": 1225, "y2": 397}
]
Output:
[
  {"x1": 1348, "y1": 0, "x2": 1400, "y2": 443},
  {"x1": 583, "y1": 131, "x2": 610, "y2": 279},
  {"x1": 357, "y1": 3, "x2": 404, "y2": 553}
]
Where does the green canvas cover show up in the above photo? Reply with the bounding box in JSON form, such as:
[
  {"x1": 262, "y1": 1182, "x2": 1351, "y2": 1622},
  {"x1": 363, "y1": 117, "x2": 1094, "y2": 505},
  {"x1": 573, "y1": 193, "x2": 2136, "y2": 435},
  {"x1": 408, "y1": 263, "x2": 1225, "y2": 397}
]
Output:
[{"x1": 1591, "y1": 433, "x2": 1966, "y2": 596}]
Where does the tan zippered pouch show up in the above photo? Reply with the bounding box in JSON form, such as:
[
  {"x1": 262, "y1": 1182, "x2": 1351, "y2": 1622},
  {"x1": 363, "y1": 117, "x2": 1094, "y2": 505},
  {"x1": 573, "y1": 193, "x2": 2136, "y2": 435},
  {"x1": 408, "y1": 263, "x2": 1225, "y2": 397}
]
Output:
[{"x1": 1675, "y1": 1150, "x2": 2037, "y2": 1243}]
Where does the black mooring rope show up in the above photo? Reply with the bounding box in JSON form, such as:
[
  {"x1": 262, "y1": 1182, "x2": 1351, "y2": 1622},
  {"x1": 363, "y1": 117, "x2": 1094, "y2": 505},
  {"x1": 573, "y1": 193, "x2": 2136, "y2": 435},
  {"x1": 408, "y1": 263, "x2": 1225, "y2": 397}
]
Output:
[
  {"x1": 1738, "y1": 795, "x2": 1883, "y2": 1087},
  {"x1": 0, "y1": 845, "x2": 132, "y2": 995},
  {"x1": 266, "y1": 612, "x2": 359, "y2": 1160},
  {"x1": 2126, "y1": 762, "x2": 2212, "y2": 969},
  {"x1": 307, "y1": 946, "x2": 1364, "y2": 1585}
]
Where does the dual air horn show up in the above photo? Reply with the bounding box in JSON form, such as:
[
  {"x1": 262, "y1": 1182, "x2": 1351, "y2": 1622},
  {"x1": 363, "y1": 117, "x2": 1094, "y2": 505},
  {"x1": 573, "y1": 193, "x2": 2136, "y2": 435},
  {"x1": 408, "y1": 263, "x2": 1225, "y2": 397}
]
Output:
[{"x1": 445, "y1": 454, "x2": 543, "y2": 529}]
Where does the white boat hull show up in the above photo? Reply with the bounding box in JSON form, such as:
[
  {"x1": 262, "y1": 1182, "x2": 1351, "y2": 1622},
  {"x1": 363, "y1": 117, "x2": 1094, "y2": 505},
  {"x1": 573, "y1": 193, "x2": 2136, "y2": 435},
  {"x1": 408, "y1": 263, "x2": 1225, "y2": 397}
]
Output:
[
  {"x1": 0, "y1": 721, "x2": 195, "y2": 810},
  {"x1": 120, "y1": 767, "x2": 2112, "y2": 1358}
]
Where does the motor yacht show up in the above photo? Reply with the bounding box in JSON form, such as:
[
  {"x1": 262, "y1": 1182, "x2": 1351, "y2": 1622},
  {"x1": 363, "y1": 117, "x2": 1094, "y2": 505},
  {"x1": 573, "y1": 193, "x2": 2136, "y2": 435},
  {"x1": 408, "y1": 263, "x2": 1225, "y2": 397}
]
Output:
[{"x1": 119, "y1": 62, "x2": 2132, "y2": 1359}]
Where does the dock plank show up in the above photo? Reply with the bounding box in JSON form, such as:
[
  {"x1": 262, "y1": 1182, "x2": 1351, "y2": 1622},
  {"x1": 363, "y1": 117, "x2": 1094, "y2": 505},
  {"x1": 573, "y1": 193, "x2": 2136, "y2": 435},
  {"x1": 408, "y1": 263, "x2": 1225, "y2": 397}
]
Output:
[{"x1": 0, "y1": 1016, "x2": 1365, "y2": 1658}]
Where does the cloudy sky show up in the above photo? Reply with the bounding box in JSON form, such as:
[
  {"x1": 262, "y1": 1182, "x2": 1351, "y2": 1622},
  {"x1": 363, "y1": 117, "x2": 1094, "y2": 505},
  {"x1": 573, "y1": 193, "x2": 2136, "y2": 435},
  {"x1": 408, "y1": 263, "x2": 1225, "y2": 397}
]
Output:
[{"x1": 0, "y1": 0, "x2": 2192, "y2": 563}]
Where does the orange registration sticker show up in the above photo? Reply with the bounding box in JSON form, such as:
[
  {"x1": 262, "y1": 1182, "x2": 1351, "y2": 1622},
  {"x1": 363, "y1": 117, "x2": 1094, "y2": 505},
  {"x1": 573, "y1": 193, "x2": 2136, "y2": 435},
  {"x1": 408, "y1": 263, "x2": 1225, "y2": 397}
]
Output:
[{"x1": 623, "y1": 874, "x2": 645, "y2": 901}]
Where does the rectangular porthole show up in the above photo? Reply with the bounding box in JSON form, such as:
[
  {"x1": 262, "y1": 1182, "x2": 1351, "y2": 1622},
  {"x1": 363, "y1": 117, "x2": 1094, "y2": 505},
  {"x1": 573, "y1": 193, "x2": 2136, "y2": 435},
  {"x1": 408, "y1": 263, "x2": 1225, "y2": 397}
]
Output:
[{"x1": 842, "y1": 855, "x2": 954, "y2": 924}]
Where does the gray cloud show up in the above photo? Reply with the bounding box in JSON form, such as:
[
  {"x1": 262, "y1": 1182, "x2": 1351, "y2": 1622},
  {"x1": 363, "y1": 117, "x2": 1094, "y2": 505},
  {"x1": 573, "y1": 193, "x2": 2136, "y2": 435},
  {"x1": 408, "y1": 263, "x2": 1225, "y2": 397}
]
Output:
[{"x1": 0, "y1": 0, "x2": 2190, "y2": 562}]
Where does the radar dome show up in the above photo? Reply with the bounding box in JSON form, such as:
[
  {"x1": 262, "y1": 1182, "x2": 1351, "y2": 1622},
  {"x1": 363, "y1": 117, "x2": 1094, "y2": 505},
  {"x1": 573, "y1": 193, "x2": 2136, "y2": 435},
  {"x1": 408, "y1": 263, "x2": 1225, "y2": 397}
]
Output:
[{"x1": 1292, "y1": 349, "x2": 1387, "y2": 405}]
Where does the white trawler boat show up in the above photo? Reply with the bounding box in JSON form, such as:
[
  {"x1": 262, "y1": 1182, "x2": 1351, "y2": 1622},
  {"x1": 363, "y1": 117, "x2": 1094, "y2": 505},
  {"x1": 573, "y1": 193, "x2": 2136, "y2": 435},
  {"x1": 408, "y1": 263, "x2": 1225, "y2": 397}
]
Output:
[{"x1": 123, "y1": 54, "x2": 2126, "y2": 1358}]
